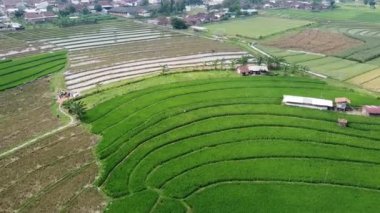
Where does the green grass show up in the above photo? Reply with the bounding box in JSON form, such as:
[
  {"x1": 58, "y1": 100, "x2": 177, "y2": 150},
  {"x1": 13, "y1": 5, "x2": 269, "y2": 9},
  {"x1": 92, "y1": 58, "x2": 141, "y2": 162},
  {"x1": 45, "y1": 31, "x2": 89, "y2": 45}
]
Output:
[
  {"x1": 0, "y1": 51, "x2": 67, "y2": 91},
  {"x1": 82, "y1": 73, "x2": 380, "y2": 212},
  {"x1": 204, "y1": 17, "x2": 312, "y2": 39}
]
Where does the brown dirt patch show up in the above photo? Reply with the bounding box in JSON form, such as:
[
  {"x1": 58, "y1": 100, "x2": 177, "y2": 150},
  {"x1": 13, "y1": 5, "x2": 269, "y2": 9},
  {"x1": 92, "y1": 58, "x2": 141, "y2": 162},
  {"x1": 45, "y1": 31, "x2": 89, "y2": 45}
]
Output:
[
  {"x1": 0, "y1": 77, "x2": 61, "y2": 153},
  {"x1": 264, "y1": 29, "x2": 363, "y2": 55},
  {"x1": 0, "y1": 126, "x2": 105, "y2": 212}
]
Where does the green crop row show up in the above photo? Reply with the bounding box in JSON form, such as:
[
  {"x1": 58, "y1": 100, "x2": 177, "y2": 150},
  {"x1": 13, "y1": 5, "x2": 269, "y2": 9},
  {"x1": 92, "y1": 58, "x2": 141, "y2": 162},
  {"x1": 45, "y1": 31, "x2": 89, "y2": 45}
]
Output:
[
  {"x1": 0, "y1": 51, "x2": 66, "y2": 72},
  {"x1": 85, "y1": 76, "x2": 380, "y2": 212},
  {"x1": 0, "y1": 52, "x2": 67, "y2": 91}
]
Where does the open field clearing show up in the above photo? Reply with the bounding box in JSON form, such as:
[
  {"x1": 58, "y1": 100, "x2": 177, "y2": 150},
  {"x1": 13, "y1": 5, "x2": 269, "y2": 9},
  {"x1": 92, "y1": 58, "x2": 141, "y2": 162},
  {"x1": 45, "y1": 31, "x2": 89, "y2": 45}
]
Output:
[
  {"x1": 265, "y1": 5, "x2": 380, "y2": 23},
  {"x1": 204, "y1": 17, "x2": 312, "y2": 39},
  {"x1": 65, "y1": 51, "x2": 247, "y2": 93},
  {"x1": 0, "y1": 77, "x2": 61, "y2": 153},
  {"x1": 265, "y1": 29, "x2": 363, "y2": 55},
  {"x1": 80, "y1": 73, "x2": 380, "y2": 212},
  {"x1": 0, "y1": 51, "x2": 67, "y2": 91},
  {"x1": 0, "y1": 125, "x2": 106, "y2": 212},
  {"x1": 0, "y1": 34, "x2": 30, "y2": 56},
  {"x1": 265, "y1": 8, "x2": 380, "y2": 63},
  {"x1": 360, "y1": 77, "x2": 380, "y2": 92},
  {"x1": 368, "y1": 57, "x2": 380, "y2": 66},
  {"x1": 259, "y1": 45, "x2": 380, "y2": 82},
  {"x1": 347, "y1": 68, "x2": 380, "y2": 85}
]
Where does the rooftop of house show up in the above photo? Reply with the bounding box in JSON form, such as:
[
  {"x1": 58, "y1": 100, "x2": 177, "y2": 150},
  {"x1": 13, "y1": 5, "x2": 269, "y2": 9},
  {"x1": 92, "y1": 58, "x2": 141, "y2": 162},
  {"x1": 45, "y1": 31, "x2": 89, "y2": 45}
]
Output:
[
  {"x1": 363, "y1": 105, "x2": 380, "y2": 114},
  {"x1": 335, "y1": 97, "x2": 351, "y2": 104},
  {"x1": 238, "y1": 64, "x2": 269, "y2": 73},
  {"x1": 283, "y1": 95, "x2": 334, "y2": 107}
]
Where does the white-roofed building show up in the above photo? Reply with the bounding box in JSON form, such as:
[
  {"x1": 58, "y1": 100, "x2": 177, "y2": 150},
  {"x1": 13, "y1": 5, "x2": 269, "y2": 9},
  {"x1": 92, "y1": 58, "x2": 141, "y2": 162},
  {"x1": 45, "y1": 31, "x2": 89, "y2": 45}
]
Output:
[{"x1": 282, "y1": 95, "x2": 333, "y2": 110}]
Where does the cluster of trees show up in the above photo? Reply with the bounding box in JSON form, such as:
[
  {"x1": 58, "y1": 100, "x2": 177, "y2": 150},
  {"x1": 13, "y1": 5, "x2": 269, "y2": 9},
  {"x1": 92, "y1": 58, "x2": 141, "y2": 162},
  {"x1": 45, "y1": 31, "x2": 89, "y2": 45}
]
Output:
[
  {"x1": 159, "y1": 0, "x2": 186, "y2": 14},
  {"x1": 171, "y1": 17, "x2": 188, "y2": 29},
  {"x1": 222, "y1": 0, "x2": 262, "y2": 12},
  {"x1": 158, "y1": 0, "x2": 204, "y2": 14},
  {"x1": 364, "y1": 0, "x2": 376, "y2": 8},
  {"x1": 63, "y1": 100, "x2": 86, "y2": 119}
]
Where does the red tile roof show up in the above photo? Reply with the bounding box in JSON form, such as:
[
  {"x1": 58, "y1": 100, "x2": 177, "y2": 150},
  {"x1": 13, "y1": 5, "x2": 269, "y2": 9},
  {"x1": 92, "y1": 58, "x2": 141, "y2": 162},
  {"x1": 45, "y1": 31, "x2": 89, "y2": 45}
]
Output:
[
  {"x1": 364, "y1": 105, "x2": 380, "y2": 114},
  {"x1": 335, "y1": 97, "x2": 351, "y2": 104}
]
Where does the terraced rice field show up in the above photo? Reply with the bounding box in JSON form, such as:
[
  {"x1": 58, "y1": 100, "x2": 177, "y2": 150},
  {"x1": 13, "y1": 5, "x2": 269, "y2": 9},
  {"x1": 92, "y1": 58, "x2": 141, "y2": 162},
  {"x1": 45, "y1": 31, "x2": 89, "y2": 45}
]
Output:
[
  {"x1": 260, "y1": 45, "x2": 380, "y2": 83},
  {"x1": 82, "y1": 74, "x2": 380, "y2": 212},
  {"x1": 4, "y1": 19, "x2": 244, "y2": 93},
  {"x1": 0, "y1": 51, "x2": 67, "y2": 91},
  {"x1": 66, "y1": 51, "x2": 247, "y2": 93},
  {"x1": 204, "y1": 17, "x2": 312, "y2": 39}
]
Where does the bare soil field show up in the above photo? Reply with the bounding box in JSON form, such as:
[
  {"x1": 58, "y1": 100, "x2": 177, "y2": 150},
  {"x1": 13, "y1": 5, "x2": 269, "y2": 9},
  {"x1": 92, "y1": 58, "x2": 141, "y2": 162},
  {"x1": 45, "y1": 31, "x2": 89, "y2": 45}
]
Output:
[
  {"x1": 265, "y1": 29, "x2": 363, "y2": 55},
  {"x1": 0, "y1": 77, "x2": 61, "y2": 153},
  {"x1": 0, "y1": 125, "x2": 106, "y2": 212}
]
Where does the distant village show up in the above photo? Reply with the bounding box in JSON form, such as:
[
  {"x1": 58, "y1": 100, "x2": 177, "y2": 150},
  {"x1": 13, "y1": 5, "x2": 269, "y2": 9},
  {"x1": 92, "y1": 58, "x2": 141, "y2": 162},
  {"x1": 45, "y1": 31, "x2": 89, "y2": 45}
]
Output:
[{"x1": 0, "y1": 0, "x2": 335, "y2": 30}]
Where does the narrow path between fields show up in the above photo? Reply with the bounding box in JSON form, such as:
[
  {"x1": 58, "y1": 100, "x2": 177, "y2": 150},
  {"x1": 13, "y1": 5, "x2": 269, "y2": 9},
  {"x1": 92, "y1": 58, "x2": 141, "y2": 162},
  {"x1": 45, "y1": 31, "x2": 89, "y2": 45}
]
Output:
[
  {"x1": 250, "y1": 44, "x2": 327, "y2": 79},
  {"x1": 0, "y1": 104, "x2": 77, "y2": 159}
]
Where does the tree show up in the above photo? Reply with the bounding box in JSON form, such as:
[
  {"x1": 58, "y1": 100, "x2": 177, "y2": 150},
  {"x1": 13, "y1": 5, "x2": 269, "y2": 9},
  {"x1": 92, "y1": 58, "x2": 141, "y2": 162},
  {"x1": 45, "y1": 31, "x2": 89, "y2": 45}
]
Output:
[
  {"x1": 14, "y1": 9, "x2": 25, "y2": 18},
  {"x1": 171, "y1": 17, "x2": 188, "y2": 29},
  {"x1": 369, "y1": 0, "x2": 376, "y2": 8},
  {"x1": 82, "y1": 8, "x2": 90, "y2": 15},
  {"x1": 68, "y1": 5, "x2": 76, "y2": 13},
  {"x1": 47, "y1": 5, "x2": 54, "y2": 12},
  {"x1": 95, "y1": 4, "x2": 103, "y2": 12},
  {"x1": 141, "y1": 0, "x2": 149, "y2": 6},
  {"x1": 329, "y1": 0, "x2": 336, "y2": 9},
  {"x1": 63, "y1": 100, "x2": 86, "y2": 119},
  {"x1": 237, "y1": 56, "x2": 249, "y2": 65}
]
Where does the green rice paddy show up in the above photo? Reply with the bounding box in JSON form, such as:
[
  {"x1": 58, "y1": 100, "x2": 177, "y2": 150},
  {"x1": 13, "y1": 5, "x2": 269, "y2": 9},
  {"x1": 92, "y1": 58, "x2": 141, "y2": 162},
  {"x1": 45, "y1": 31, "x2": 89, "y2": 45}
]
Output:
[
  {"x1": 82, "y1": 74, "x2": 380, "y2": 212},
  {"x1": 0, "y1": 51, "x2": 67, "y2": 91}
]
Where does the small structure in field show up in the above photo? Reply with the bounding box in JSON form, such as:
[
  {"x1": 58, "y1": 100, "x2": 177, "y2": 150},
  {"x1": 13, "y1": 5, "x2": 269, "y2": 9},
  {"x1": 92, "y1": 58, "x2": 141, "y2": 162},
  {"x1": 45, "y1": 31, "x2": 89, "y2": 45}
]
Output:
[
  {"x1": 236, "y1": 64, "x2": 269, "y2": 76},
  {"x1": 191, "y1": 26, "x2": 208, "y2": 32},
  {"x1": 337, "y1": 118, "x2": 348, "y2": 127},
  {"x1": 335, "y1": 97, "x2": 351, "y2": 111},
  {"x1": 282, "y1": 95, "x2": 333, "y2": 110},
  {"x1": 362, "y1": 105, "x2": 380, "y2": 116}
]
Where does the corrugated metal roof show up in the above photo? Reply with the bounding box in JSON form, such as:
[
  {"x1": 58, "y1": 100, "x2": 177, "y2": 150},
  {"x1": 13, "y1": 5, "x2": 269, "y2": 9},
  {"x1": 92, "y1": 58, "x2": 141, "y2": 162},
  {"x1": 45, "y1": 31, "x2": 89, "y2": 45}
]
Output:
[{"x1": 283, "y1": 95, "x2": 333, "y2": 107}]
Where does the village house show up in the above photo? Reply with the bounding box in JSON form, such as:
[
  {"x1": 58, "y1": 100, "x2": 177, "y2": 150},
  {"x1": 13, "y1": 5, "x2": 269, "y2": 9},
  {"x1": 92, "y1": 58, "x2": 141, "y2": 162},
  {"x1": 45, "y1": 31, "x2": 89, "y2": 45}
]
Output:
[
  {"x1": 282, "y1": 95, "x2": 333, "y2": 110},
  {"x1": 335, "y1": 97, "x2": 351, "y2": 111},
  {"x1": 25, "y1": 12, "x2": 57, "y2": 23},
  {"x1": 236, "y1": 64, "x2": 269, "y2": 76},
  {"x1": 362, "y1": 105, "x2": 380, "y2": 116}
]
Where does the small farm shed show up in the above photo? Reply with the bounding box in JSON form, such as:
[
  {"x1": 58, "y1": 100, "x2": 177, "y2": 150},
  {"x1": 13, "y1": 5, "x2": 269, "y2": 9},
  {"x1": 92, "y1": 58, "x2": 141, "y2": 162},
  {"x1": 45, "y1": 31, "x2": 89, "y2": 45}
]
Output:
[
  {"x1": 337, "y1": 118, "x2": 348, "y2": 127},
  {"x1": 237, "y1": 64, "x2": 269, "y2": 76},
  {"x1": 362, "y1": 105, "x2": 380, "y2": 116},
  {"x1": 282, "y1": 95, "x2": 333, "y2": 110},
  {"x1": 191, "y1": 26, "x2": 208, "y2": 32},
  {"x1": 335, "y1": 97, "x2": 351, "y2": 111}
]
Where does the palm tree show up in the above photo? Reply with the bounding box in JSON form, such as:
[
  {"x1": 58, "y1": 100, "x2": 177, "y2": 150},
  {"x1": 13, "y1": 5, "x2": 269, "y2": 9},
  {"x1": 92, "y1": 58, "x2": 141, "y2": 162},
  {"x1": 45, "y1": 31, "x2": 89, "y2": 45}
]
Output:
[{"x1": 63, "y1": 100, "x2": 86, "y2": 119}]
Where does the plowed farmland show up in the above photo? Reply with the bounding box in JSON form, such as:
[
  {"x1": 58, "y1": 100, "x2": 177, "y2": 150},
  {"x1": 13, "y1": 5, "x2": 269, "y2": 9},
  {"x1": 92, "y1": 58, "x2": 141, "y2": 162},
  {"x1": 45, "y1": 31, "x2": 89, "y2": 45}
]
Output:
[
  {"x1": 0, "y1": 126, "x2": 106, "y2": 212},
  {"x1": 0, "y1": 77, "x2": 61, "y2": 153},
  {"x1": 82, "y1": 74, "x2": 380, "y2": 212},
  {"x1": 265, "y1": 29, "x2": 363, "y2": 55}
]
